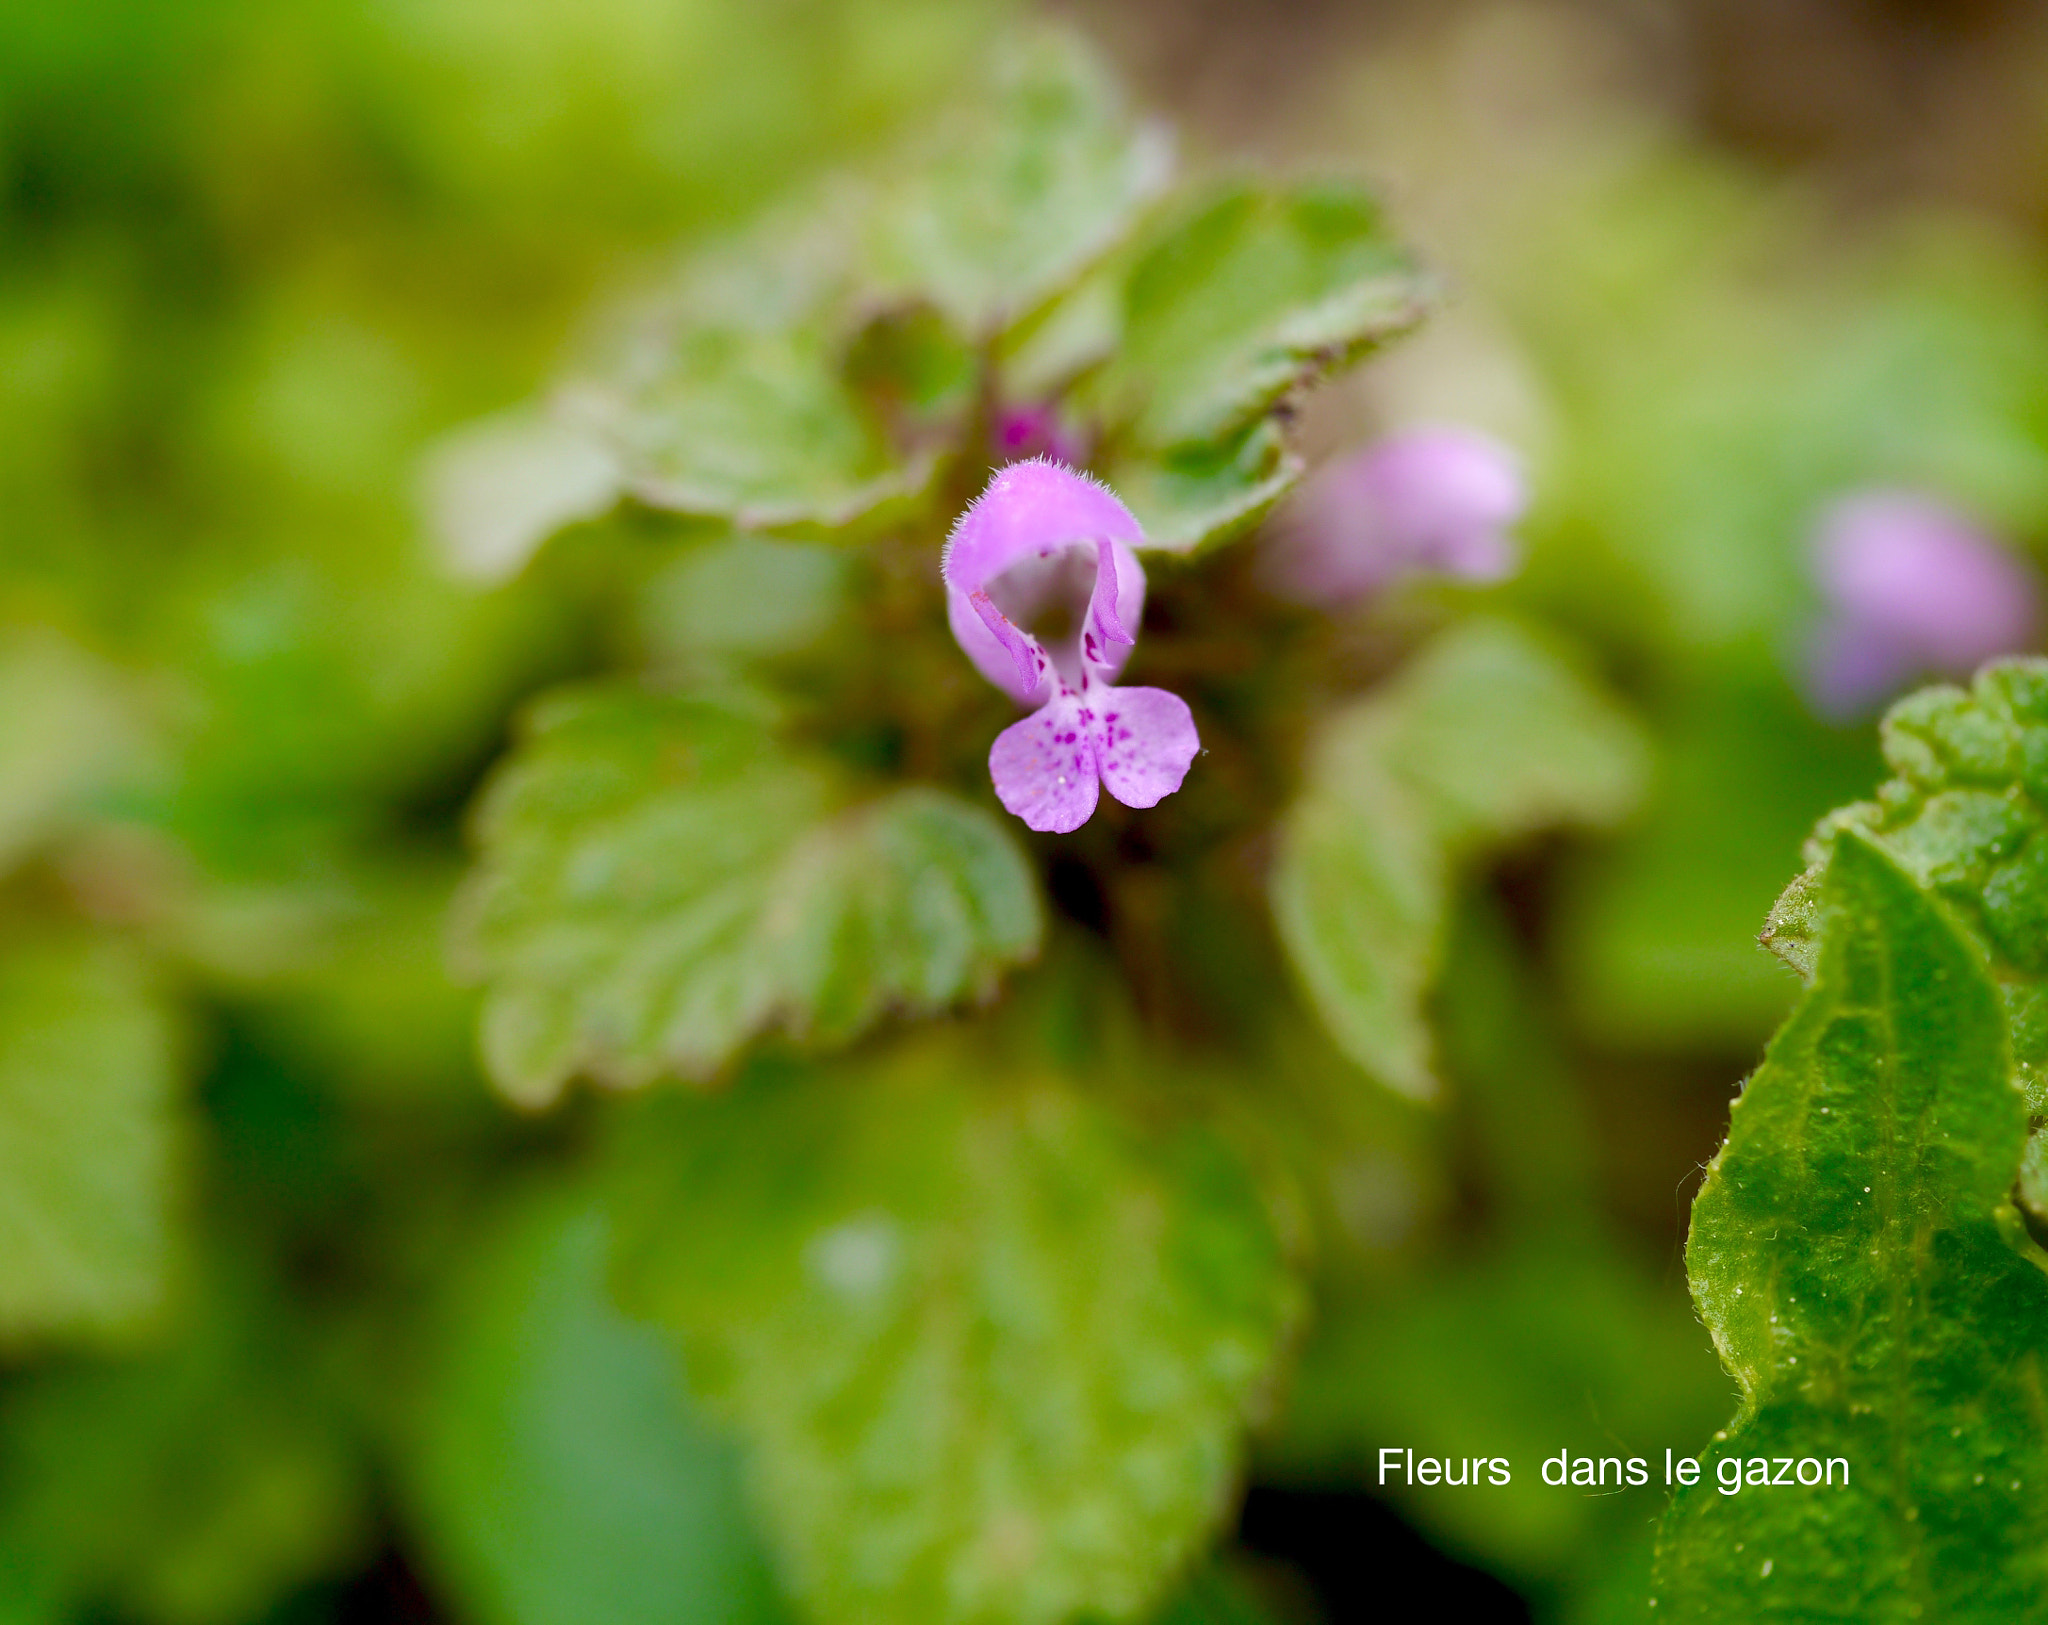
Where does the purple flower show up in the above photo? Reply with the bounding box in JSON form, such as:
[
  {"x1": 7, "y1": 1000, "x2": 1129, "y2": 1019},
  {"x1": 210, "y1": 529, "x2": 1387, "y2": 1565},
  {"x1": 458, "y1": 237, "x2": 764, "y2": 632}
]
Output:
[
  {"x1": 1263, "y1": 426, "x2": 1526, "y2": 605},
  {"x1": 1805, "y1": 490, "x2": 2040, "y2": 716},
  {"x1": 944, "y1": 459, "x2": 1199, "y2": 833}
]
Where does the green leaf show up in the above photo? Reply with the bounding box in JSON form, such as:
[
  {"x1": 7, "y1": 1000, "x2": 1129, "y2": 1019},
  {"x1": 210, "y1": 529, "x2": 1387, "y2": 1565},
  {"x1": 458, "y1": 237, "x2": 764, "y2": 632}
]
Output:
[
  {"x1": 1104, "y1": 182, "x2": 1427, "y2": 451},
  {"x1": 610, "y1": 1037, "x2": 1301, "y2": 1625},
  {"x1": 862, "y1": 29, "x2": 1172, "y2": 336},
  {"x1": 0, "y1": 929, "x2": 184, "y2": 1345},
  {"x1": 405, "y1": 1186, "x2": 788, "y2": 1625},
  {"x1": 423, "y1": 408, "x2": 623, "y2": 585},
  {"x1": 452, "y1": 686, "x2": 1042, "y2": 1106},
  {"x1": 589, "y1": 321, "x2": 939, "y2": 537},
  {"x1": 1653, "y1": 832, "x2": 2048, "y2": 1619},
  {"x1": 1556, "y1": 674, "x2": 1878, "y2": 1051},
  {"x1": 636, "y1": 532, "x2": 853, "y2": 665},
  {"x1": 996, "y1": 257, "x2": 1123, "y2": 405},
  {"x1": 1271, "y1": 619, "x2": 1647, "y2": 1100},
  {"x1": 0, "y1": 631, "x2": 138, "y2": 877},
  {"x1": 558, "y1": 205, "x2": 951, "y2": 538},
  {"x1": 1105, "y1": 418, "x2": 1299, "y2": 556},
  {"x1": 1063, "y1": 181, "x2": 1429, "y2": 554},
  {"x1": 1762, "y1": 661, "x2": 2048, "y2": 1109}
]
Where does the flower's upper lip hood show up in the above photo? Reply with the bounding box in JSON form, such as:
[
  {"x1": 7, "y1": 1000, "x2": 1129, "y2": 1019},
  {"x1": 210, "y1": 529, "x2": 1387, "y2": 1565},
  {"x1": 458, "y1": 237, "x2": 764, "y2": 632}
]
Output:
[
  {"x1": 942, "y1": 457, "x2": 1146, "y2": 591},
  {"x1": 944, "y1": 458, "x2": 1147, "y2": 707}
]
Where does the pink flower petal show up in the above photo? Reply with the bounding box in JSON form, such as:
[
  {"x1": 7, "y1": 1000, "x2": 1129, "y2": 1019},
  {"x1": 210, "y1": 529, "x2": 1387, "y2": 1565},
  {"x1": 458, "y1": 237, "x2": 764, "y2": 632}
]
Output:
[
  {"x1": 1814, "y1": 491, "x2": 2038, "y2": 670},
  {"x1": 1265, "y1": 427, "x2": 1526, "y2": 606},
  {"x1": 990, "y1": 691, "x2": 1101, "y2": 833},
  {"x1": 945, "y1": 588, "x2": 1047, "y2": 706},
  {"x1": 970, "y1": 588, "x2": 1050, "y2": 699},
  {"x1": 1089, "y1": 535, "x2": 1136, "y2": 648},
  {"x1": 943, "y1": 459, "x2": 1145, "y2": 595},
  {"x1": 1093, "y1": 685, "x2": 1199, "y2": 810}
]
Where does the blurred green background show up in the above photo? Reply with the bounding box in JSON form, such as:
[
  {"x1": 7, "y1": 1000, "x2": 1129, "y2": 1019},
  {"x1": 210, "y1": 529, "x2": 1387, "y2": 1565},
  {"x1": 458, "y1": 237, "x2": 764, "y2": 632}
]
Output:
[{"x1": 2, "y1": 1, "x2": 2046, "y2": 1621}]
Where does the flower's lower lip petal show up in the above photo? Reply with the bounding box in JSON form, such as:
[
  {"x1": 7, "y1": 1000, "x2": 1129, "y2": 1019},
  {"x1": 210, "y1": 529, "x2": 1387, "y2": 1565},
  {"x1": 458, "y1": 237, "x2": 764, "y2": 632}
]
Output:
[
  {"x1": 1094, "y1": 686, "x2": 1199, "y2": 810},
  {"x1": 990, "y1": 700, "x2": 1101, "y2": 833}
]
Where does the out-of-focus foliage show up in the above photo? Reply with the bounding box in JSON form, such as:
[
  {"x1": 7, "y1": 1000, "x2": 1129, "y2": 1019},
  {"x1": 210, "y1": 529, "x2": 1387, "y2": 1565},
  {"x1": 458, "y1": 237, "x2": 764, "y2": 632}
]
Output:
[
  {"x1": 612, "y1": 1033, "x2": 1300, "y2": 1625},
  {"x1": 0, "y1": 1249, "x2": 371, "y2": 1625},
  {"x1": 1337, "y1": 9, "x2": 2048, "y2": 1059},
  {"x1": 1267, "y1": 892, "x2": 1732, "y2": 1620},
  {"x1": 1272, "y1": 617, "x2": 1647, "y2": 1100},
  {"x1": 858, "y1": 30, "x2": 1171, "y2": 335},
  {"x1": 0, "y1": 929, "x2": 181, "y2": 1346},
  {"x1": 1089, "y1": 185, "x2": 1425, "y2": 454},
  {"x1": 1081, "y1": 182, "x2": 1428, "y2": 548},
  {"x1": 453, "y1": 687, "x2": 1040, "y2": 1105},
  {"x1": 0, "y1": 635, "x2": 139, "y2": 873},
  {"x1": 7, "y1": 1, "x2": 2048, "y2": 1623},
  {"x1": 459, "y1": 40, "x2": 1426, "y2": 576},
  {"x1": 405, "y1": 1187, "x2": 787, "y2": 1625}
]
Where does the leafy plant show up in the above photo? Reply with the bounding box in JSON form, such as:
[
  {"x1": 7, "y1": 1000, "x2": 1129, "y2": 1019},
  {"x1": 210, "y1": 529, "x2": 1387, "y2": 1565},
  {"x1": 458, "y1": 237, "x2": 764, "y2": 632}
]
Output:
[
  {"x1": 423, "y1": 26, "x2": 1571, "y2": 1624},
  {"x1": 10, "y1": 6, "x2": 2046, "y2": 1624},
  {"x1": 1654, "y1": 662, "x2": 2048, "y2": 1617}
]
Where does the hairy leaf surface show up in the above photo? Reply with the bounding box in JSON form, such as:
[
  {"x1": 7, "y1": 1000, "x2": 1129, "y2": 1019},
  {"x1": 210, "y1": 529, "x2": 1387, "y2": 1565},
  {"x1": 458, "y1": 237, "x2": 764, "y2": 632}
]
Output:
[
  {"x1": 1764, "y1": 660, "x2": 2048, "y2": 1109},
  {"x1": 452, "y1": 686, "x2": 1041, "y2": 1106},
  {"x1": 610, "y1": 1039, "x2": 1300, "y2": 1625},
  {"x1": 1654, "y1": 833, "x2": 2048, "y2": 1619},
  {"x1": 1271, "y1": 620, "x2": 1646, "y2": 1099}
]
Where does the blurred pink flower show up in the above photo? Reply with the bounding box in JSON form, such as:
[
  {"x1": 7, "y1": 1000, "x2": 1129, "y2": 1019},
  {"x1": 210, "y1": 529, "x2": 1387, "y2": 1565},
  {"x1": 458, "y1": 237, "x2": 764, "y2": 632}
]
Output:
[
  {"x1": 1805, "y1": 490, "x2": 2039, "y2": 717},
  {"x1": 944, "y1": 459, "x2": 1198, "y2": 833},
  {"x1": 993, "y1": 405, "x2": 1086, "y2": 467},
  {"x1": 1264, "y1": 426, "x2": 1526, "y2": 606}
]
